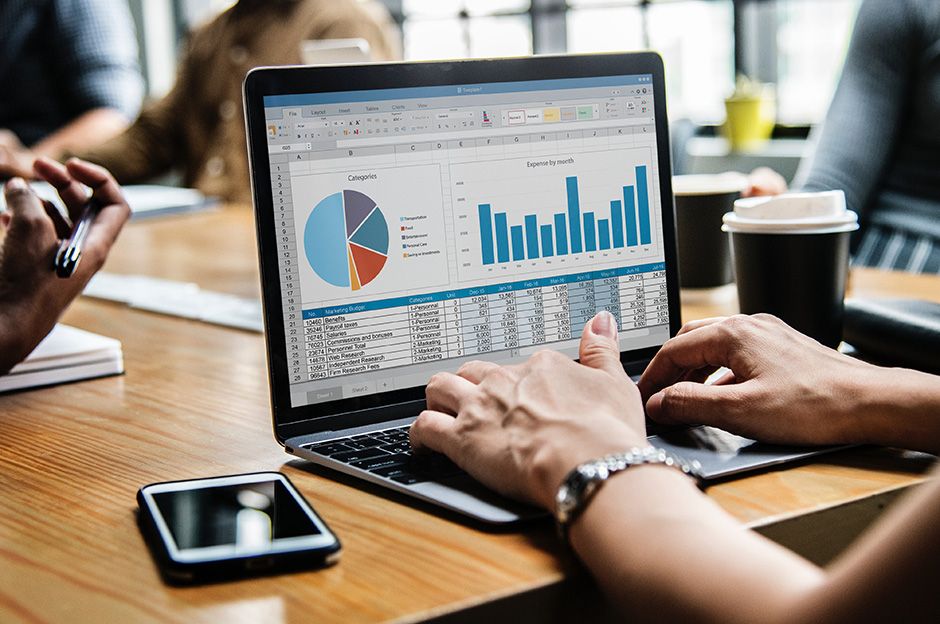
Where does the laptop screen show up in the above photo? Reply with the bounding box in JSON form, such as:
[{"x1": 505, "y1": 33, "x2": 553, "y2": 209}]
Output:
[{"x1": 260, "y1": 72, "x2": 672, "y2": 410}]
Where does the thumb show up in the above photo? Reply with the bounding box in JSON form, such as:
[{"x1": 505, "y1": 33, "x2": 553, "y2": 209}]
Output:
[
  {"x1": 579, "y1": 311, "x2": 626, "y2": 379},
  {"x1": 4, "y1": 177, "x2": 46, "y2": 229},
  {"x1": 3, "y1": 178, "x2": 57, "y2": 264}
]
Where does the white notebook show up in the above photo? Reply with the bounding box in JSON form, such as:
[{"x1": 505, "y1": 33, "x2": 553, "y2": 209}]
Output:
[{"x1": 0, "y1": 325, "x2": 124, "y2": 393}]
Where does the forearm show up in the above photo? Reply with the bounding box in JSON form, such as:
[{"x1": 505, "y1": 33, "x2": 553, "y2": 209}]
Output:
[
  {"x1": 791, "y1": 467, "x2": 940, "y2": 622},
  {"x1": 72, "y1": 108, "x2": 177, "y2": 185},
  {"x1": 570, "y1": 465, "x2": 824, "y2": 623},
  {"x1": 0, "y1": 318, "x2": 32, "y2": 374},
  {"x1": 851, "y1": 366, "x2": 940, "y2": 454},
  {"x1": 30, "y1": 109, "x2": 130, "y2": 160}
]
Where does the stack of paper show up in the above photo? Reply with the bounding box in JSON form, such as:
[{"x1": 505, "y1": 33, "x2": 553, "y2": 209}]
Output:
[
  {"x1": 0, "y1": 325, "x2": 124, "y2": 393},
  {"x1": 83, "y1": 272, "x2": 264, "y2": 332},
  {"x1": 0, "y1": 181, "x2": 217, "y2": 220}
]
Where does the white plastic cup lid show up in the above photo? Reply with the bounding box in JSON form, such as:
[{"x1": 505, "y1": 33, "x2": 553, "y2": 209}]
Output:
[{"x1": 723, "y1": 190, "x2": 859, "y2": 234}]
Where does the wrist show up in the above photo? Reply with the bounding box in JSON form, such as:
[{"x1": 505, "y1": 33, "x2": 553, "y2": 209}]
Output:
[
  {"x1": 0, "y1": 295, "x2": 57, "y2": 373},
  {"x1": 850, "y1": 365, "x2": 940, "y2": 453},
  {"x1": 567, "y1": 462, "x2": 702, "y2": 553},
  {"x1": 817, "y1": 357, "x2": 897, "y2": 445},
  {"x1": 830, "y1": 361, "x2": 883, "y2": 443},
  {"x1": 0, "y1": 305, "x2": 32, "y2": 373},
  {"x1": 534, "y1": 428, "x2": 648, "y2": 510},
  {"x1": 553, "y1": 447, "x2": 702, "y2": 541}
]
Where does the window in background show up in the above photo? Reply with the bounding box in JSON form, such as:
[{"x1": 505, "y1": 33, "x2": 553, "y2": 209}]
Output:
[
  {"x1": 647, "y1": 2, "x2": 734, "y2": 123},
  {"x1": 401, "y1": 0, "x2": 532, "y2": 60},
  {"x1": 175, "y1": 0, "x2": 237, "y2": 32},
  {"x1": 775, "y1": 0, "x2": 860, "y2": 124},
  {"x1": 147, "y1": 0, "x2": 860, "y2": 127},
  {"x1": 565, "y1": 3, "x2": 644, "y2": 54},
  {"x1": 567, "y1": 1, "x2": 734, "y2": 123}
]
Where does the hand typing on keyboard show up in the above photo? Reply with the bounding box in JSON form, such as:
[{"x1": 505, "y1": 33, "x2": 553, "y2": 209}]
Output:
[
  {"x1": 409, "y1": 311, "x2": 647, "y2": 509},
  {"x1": 305, "y1": 426, "x2": 463, "y2": 485}
]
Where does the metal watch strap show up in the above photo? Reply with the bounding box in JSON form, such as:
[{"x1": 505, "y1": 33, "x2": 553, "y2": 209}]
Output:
[{"x1": 554, "y1": 446, "x2": 703, "y2": 542}]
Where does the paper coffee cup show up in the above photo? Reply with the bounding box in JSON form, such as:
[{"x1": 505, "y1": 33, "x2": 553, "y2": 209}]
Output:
[
  {"x1": 673, "y1": 173, "x2": 749, "y2": 289},
  {"x1": 723, "y1": 191, "x2": 858, "y2": 347}
]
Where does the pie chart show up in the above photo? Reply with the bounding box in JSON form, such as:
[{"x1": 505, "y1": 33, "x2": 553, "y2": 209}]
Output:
[{"x1": 304, "y1": 190, "x2": 389, "y2": 291}]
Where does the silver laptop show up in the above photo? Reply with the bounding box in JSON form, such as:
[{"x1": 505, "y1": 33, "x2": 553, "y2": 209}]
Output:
[{"x1": 244, "y1": 53, "x2": 841, "y2": 524}]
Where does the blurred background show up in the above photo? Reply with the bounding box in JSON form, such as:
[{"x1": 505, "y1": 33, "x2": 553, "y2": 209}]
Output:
[{"x1": 127, "y1": 0, "x2": 862, "y2": 180}]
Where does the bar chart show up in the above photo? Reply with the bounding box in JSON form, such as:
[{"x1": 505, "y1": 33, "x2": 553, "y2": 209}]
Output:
[{"x1": 476, "y1": 165, "x2": 653, "y2": 266}]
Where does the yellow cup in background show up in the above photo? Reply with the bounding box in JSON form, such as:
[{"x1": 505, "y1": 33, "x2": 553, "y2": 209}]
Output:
[{"x1": 723, "y1": 86, "x2": 776, "y2": 151}]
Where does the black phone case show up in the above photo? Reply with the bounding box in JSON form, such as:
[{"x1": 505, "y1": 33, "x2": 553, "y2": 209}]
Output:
[{"x1": 136, "y1": 472, "x2": 342, "y2": 585}]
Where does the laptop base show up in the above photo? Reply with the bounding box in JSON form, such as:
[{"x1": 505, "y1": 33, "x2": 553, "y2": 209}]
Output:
[
  {"x1": 288, "y1": 421, "x2": 846, "y2": 524},
  {"x1": 651, "y1": 426, "x2": 850, "y2": 480}
]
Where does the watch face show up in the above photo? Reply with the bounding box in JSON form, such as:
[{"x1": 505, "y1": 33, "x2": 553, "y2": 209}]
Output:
[
  {"x1": 556, "y1": 465, "x2": 600, "y2": 523},
  {"x1": 555, "y1": 483, "x2": 577, "y2": 520}
]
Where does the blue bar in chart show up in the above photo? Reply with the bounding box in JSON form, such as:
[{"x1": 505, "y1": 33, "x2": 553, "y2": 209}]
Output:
[
  {"x1": 598, "y1": 218, "x2": 611, "y2": 251},
  {"x1": 510, "y1": 225, "x2": 525, "y2": 261},
  {"x1": 624, "y1": 186, "x2": 638, "y2": 247},
  {"x1": 610, "y1": 200, "x2": 624, "y2": 248},
  {"x1": 637, "y1": 165, "x2": 651, "y2": 245},
  {"x1": 524, "y1": 215, "x2": 540, "y2": 259},
  {"x1": 495, "y1": 212, "x2": 510, "y2": 263},
  {"x1": 583, "y1": 212, "x2": 596, "y2": 252},
  {"x1": 566, "y1": 176, "x2": 583, "y2": 254},
  {"x1": 475, "y1": 163, "x2": 653, "y2": 266},
  {"x1": 479, "y1": 204, "x2": 495, "y2": 265},
  {"x1": 554, "y1": 213, "x2": 568, "y2": 255},
  {"x1": 540, "y1": 224, "x2": 554, "y2": 257}
]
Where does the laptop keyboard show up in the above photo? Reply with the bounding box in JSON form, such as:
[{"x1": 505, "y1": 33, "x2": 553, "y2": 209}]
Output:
[{"x1": 303, "y1": 426, "x2": 465, "y2": 485}]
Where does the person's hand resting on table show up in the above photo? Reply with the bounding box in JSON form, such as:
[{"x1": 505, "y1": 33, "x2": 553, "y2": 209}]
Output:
[
  {"x1": 0, "y1": 157, "x2": 130, "y2": 374},
  {"x1": 411, "y1": 311, "x2": 940, "y2": 622}
]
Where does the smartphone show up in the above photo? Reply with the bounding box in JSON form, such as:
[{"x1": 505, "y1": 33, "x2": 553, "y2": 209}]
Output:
[{"x1": 137, "y1": 472, "x2": 341, "y2": 585}]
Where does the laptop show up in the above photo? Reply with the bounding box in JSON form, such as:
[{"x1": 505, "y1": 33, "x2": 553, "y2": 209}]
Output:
[{"x1": 244, "y1": 53, "x2": 841, "y2": 524}]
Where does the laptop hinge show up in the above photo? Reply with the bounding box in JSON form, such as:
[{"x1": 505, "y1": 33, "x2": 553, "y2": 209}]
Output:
[{"x1": 277, "y1": 398, "x2": 426, "y2": 443}]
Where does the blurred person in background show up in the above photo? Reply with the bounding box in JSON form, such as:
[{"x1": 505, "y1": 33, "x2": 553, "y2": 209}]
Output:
[
  {"x1": 795, "y1": 0, "x2": 940, "y2": 274},
  {"x1": 70, "y1": 0, "x2": 400, "y2": 204},
  {"x1": 0, "y1": 0, "x2": 144, "y2": 179},
  {"x1": 749, "y1": 0, "x2": 940, "y2": 274}
]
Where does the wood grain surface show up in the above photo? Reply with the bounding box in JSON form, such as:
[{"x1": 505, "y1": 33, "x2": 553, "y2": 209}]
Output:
[{"x1": 0, "y1": 208, "x2": 936, "y2": 623}]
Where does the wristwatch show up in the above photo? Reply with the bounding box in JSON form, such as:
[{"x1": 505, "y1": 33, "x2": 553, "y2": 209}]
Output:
[{"x1": 554, "y1": 446, "x2": 703, "y2": 541}]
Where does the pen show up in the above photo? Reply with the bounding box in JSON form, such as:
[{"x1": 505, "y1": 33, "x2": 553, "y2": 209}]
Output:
[{"x1": 54, "y1": 198, "x2": 101, "y2": 278}]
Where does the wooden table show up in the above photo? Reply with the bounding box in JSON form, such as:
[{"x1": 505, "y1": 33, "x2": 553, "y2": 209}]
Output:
[{"x1": 1, "y1": 208, "x2": 937, "y2": 623}]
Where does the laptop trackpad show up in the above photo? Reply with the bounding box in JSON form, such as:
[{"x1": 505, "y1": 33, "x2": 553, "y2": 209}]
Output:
[
  {"x1": 412, "y1": 475, "x2": 545, "y2": 523},
  {"x1": 649, "y1": 426, "x2": 841, "y2": 480}
]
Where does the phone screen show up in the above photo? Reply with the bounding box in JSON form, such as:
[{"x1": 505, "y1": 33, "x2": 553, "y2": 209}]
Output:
[{"x1": 150, "y1": 478, "x2": 321, "y2": 554}]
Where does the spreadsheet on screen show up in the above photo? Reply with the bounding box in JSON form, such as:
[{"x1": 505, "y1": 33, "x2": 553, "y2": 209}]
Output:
[{"x1": 262, "y1": 74, "x2": 671, "y2": 408}]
